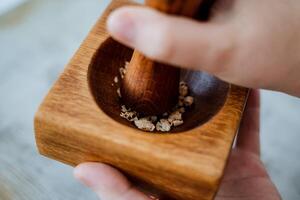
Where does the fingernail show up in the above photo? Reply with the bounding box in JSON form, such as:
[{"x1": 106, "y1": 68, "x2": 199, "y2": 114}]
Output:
[{"x1": 107, "y1": 9, "x2": 136, "y2": 43}]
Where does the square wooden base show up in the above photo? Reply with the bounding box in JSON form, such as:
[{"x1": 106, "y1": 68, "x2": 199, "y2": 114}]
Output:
[{"x1": 34, "y1": 0, "x2": 248, "y2": 199}]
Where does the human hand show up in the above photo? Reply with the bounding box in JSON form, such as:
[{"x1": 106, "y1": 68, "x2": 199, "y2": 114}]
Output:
[
  {"x1": 215, "y1": 90, "x2": 280, "y2": 200},
  {"x1": 106, "y1": 1, "x2": 300, "y2": 97},
  {"x1": 74, "y1": 91, "x2": 281, "y2": 200}
]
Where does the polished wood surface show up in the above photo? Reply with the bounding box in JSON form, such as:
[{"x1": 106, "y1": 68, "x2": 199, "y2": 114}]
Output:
[
  {"x1": 121, "y1": 0, "x2": 204, "y2": 116},
  {"x1": 89, "y1": 37, "x2": 229, "y2": 133},
  {"x1": 35, "y1": 0, "x2": 249, "y2": 199}
]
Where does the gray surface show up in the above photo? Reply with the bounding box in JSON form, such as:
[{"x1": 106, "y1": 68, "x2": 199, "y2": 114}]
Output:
[{"x1": 0, "y1": 0, "x2": 299, "y2": 199}]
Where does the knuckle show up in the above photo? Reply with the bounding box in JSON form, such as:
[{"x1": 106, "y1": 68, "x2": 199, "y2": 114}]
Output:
[
  {"x1": 147, "y1": 20, "x2": 175, "y2": 62},
  {"x1": 209, "y1": 35, "x2": 236, "y2": 75}
]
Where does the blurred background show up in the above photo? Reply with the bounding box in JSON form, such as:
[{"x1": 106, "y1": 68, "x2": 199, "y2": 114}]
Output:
[{"x1": 0, "y1": 0, "x2": 299, "y2": 199}]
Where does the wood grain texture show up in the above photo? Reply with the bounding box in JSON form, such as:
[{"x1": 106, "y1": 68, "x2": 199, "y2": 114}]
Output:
[
  {"x1": 121, "y1": 51, "x2": 180, "y2": 116},
  {"x1": 89, "y1": 37, "x2": 230, "y2": 133},
  {"x1": 121, "y1": 0, "x2": 204, "y2": 115},
  {"x1": 34, "y1": 0, "x2": 249, "y2": 200}
]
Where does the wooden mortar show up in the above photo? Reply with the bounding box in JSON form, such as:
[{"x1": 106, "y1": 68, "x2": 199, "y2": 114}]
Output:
[{"x1": 34, "y1": 1, "x2": 249, "y2": 199}]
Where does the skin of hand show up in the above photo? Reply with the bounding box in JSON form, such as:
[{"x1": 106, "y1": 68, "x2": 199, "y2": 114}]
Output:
[
  {"x1": 74, "y1": 91, "x2": 281, "y2": 200},
  {"x1": 105, "y1": 0, "x2": 300, "y2": 97}
]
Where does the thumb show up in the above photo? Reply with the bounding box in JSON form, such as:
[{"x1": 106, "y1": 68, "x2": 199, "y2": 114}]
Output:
[
  {"x1": 74, "y1": 163, "x2": 150, "y2": 200},
  {"x1": 107, "y1": 6, "x2": 235, "y2": 75}
]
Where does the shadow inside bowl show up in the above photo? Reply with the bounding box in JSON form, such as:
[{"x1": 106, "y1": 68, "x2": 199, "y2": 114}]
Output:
[{"x1": 88, "y1": 38, "x2": 229, "y2": 133}]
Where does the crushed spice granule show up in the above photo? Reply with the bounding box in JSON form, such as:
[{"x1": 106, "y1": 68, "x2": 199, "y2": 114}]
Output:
[
  {"x1": 114, "y1": 76, "x2": 119, "y2": 83},
  {"x1": 168, "y1": 111, "x2": 182, "y2": 123},
  {"x1": 120, "y1": 108, "x2": 138, "y2": 122},
  {"x1": 172, "y1": 120, "x2": 184, "y2": 127},
  {"x1": 179, "y1": 81, "x2": 189, "y2": 97},
  {"x1": 134, "y1": 118, "x2": 156, "y2": 132},
  {"x1": 119, "y1": 67, "x2": 126, "y2": 79},
  {"x1": 184, "y1": 96, "x2": 194, "y2": 107},
  {"x1": 124, "y1": 61, "x2": 129, "y2": 69},
  {"x1": 156, "y1": 119, "x2": 172, "y2": 132},
  {"x1": 117, "y1": 88, "x2": 121, "y2": 98}
]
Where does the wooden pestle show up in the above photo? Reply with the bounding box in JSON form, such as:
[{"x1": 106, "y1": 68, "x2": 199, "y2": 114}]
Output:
[{"x1": 121, "y1": 0, "x2": 204, "y2": 116}]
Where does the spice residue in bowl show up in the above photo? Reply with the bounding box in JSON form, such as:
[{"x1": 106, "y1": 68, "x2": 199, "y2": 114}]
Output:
[{"x1": 113, "y1": 62, "x2": 194, "y2": 132}]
